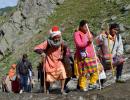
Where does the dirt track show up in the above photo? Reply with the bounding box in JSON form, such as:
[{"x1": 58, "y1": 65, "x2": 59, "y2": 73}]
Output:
[
  {"x1": 0, "y1": 55, "x2": 130, "y2": 100},
  {"x1": 0, "y1": 79, "x2": 130, "y2": 100}
]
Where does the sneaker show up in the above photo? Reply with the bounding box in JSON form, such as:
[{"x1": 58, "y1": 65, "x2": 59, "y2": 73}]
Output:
[
  {"x1": 97, "y1": 85, "x2": 104, "y2": 90},
  {"x1": 61, "y1": 91, "x2": 67, "y2": 95},
  {"x1": 19, "y1": 90, "x2": 23, "y2": 94},
  {"x1": 88, "y1": 84, "x2": 97, "y2": 90}
]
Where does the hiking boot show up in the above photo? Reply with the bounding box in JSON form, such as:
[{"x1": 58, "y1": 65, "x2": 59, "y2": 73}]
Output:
[{"x1": 116, "y1": 77, "x2": 126, "y2": 83}]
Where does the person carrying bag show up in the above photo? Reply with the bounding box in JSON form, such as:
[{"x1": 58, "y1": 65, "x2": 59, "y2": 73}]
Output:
[{"x1": 96, "y1": 23, "x2": 126, "y2": 83}]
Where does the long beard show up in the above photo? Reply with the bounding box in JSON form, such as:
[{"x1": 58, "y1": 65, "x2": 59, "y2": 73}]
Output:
[{"x1": 47, "y1": 37, "x2": 62, "y2": 48}]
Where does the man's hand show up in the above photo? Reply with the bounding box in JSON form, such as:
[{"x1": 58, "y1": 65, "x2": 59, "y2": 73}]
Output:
[{"x1": 41, "y1": 52, "x2": 46, "y2": 57}]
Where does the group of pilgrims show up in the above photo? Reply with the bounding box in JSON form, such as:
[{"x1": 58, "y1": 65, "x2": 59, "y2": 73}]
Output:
[{"x1": 1, "y1": 19, "x2": 127, "y2": 95}]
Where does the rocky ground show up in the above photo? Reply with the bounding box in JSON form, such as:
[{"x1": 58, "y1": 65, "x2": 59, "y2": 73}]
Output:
[
  {"x1": 0, "y1": 56, "x2": 130, "y2": 100},
  {"x1": 0, "y1": 78, "x2": 130, "y2": 100}
]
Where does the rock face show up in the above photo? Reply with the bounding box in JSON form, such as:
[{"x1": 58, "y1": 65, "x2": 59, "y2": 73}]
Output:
[
  {"x1": 0, "y1": 0, "x2": 130, "y2": 60},
  {"x1": 0, "y1": 0, "x2": 64, "y2": 59},
  {"x1": 125, "y1": 45, "x2": 130, "y2": 54},
  {"x1": 123, "y1": 4, "x2": 130, "y2": 11}
]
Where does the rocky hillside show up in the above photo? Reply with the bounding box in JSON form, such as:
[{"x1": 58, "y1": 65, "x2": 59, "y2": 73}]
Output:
[
  {"x1": 0, "y1": 0, "x2": 130, "y2": 75},
  {"x1": 0, "y1": 0, "x2": 64, "y2": 60}
]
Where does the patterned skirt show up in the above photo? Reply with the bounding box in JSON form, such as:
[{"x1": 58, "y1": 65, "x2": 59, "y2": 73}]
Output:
[{"x1": 75, "y1": 57, "x2": 103, "y2": 76}]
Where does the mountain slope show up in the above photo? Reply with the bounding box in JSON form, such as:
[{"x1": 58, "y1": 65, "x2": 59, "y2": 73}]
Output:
[{"x1": 0, "y1": 0, "x2": 130, "y2": 77}]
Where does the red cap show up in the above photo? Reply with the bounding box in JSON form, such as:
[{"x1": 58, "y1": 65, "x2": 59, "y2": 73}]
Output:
[
  {"x1": 52, "y1": 26, "x2": 59, "y2": 32},
  {"x1": 50, "y1": 26, "x2": 61, "y2": 38}
]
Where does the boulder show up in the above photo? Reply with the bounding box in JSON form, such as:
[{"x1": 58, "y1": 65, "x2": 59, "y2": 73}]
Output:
[
  {"x1": 12, "y1": 11, "x2": 23, "y2": 24},
  {"x1": 25, "y1": 17, "x2": 36, "y2": 30},
  {"x1": 111, "y1": 15, "x2": 117, "y2": 21},
  {"x1": 124, "y1": 45, "x2": 130, "y2": 54},
  {"x1": 120, "y1": 32, "x2": 129, "y2": 39},
  {"x1": 119, "y1": 23, "x2": 125, "y2": 32},
  {"x1": 56, "y1": 0, "x2": 64, "y2": 5},
  {"x1": 123, "y1": 4, "x2": 130, "y2": 11},
  {"x1": 124, "y1": 25, "x2": 130, "y2": 30},
  {"x1": 49, "y1": 0, "x2": 64, "y2": 5},
  {"x1": 115, "y1": 0, "x2": 122, "y2": 5}
]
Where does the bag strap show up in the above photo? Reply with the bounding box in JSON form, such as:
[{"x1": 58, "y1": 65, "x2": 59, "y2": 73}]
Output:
[
  {"x1": 111, "y1": 34, "x2": 120, "y2": 52},
  {"x1": 45, "y1": 41, "x2": 50, "y2": 53},
  {"x1": 107, "y1": 34, "x2": 116, "y2": 54},
  {"x1": 46, "y1": 41, "x2": 66, "y2": 55},
  {"x1": 61, "y1": 42, "x2": 67, "y2": 57},
  {"x1": 117, "y1": 34, "x2": 120, "y2": 42},
  {"x1": 99, "y1": 34, "x2": 115, "y2": 56},
  {"x1": 115, "y1": 34, "x2": 121, "y2": 56},
  {"x1": 111, "y1": 37, "x2": 116, "y2": 53},
  {"x1": 108, "y1": 34, "x2": 115, "y2": 76}
]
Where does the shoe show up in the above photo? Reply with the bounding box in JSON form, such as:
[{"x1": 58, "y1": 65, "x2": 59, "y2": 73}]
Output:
[
  {"x1": 116, "y1": 77, "x2": 126, "y2": 83},
  {"x1": 88, "y1": 84, "x2": 97, "y2": 90},
  {"x1": 46, "y1": 90, "x2": 50, "y2": 94},
  {"x1": 64, "y1": 86, "x2": 69, "y2": 93},
  {"x1": 61, "y1": 91, "x2": 67, "y2": 95},
  {"x1": 19, "y1": 90, "x2": 23, "y2": 94},
  {"x1": 97, "y1": 85, "x2": 104, "y2": 90},
  {"x1": 116, "y1": 79, "x2": 126, "y2": 83}
]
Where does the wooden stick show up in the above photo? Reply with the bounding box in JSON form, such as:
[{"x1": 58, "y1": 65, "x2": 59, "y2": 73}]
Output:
[
  {"x1": 106, "y1": 24, "x2": 115, "y2": 76},
  {"x1": 42, "y1": 56, "x2": 46, "y2": 94},
  {"x1": 86, "y1": 24, "x2": 102, "y2": 90}
]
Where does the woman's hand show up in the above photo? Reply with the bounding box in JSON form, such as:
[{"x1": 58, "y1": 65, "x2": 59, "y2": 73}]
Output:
[{"x1": 86, "y1": 24, "x2": 93, "y2": 42}]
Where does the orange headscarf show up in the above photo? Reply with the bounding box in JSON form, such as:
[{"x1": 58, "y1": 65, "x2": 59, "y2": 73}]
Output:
[{"x1": 8, "y1": 64, "x2": 16, "y2": 79}]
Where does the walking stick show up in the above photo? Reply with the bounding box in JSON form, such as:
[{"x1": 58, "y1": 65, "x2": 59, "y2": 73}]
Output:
[
  {"x1": 105, "y1": 24, "x2": 115, "y2": 77},
  {"x1": 42, "y1": 55, "x2": 46, "y2": 94},
  {"x1": 108, "y1": 35, "x2": 115, "y2": 76},
  {"x1": 86, "y1": 24, "x2": 102, "y2": 90}
]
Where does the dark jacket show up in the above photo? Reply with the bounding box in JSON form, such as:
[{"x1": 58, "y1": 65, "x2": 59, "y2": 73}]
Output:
[{"x1": 16, "y1": 59, "x2": 32, "y2": 76}]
